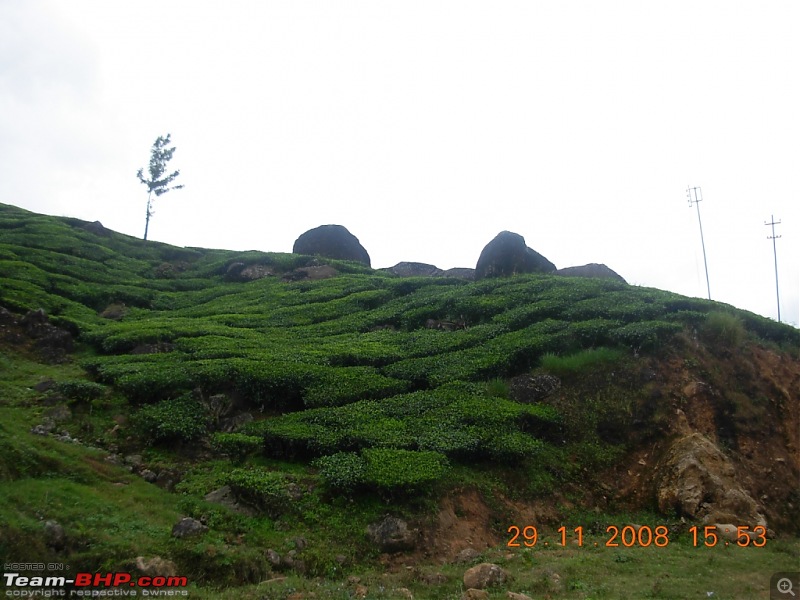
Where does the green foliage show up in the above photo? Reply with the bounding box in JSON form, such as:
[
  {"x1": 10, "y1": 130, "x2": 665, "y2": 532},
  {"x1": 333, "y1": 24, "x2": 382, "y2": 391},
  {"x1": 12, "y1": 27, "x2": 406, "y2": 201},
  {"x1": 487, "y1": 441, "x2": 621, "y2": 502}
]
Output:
[
  {"x1": 137, "y1": 134, "x2": 184, "y2": 241},
  {"x1": 211, "y1": 433, "x2": 262, "y2": 464},
  {"x1": 225, "y1": 468, "x2": 293, "y2": 517},
  {"x1": 313, "y1": 452, "x2": 367, "y2": 490},
  {"x1": 540, "y1": 347, "x2": 624, "y2": 377},
  {"x1": 702, "y1": 311, "x2": 745, "y2": 349},
  {"x1": 484, "y1": 377, "x2": 510, "y2": 399},
  {"x1": 361, "y1": 448, "x2": 449, "y2": 490},
  {"x1": 132, "y1": 394, "x2": 208, "y2": 444},
  {"x1": 56, "y1": 380, "x2": 107, "y2": 402}
]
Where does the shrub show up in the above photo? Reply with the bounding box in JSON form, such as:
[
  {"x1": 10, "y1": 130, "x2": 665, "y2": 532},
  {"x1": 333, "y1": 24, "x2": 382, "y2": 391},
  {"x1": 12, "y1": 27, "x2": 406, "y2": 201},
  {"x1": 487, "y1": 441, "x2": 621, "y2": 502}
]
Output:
[
  {"x1": 540, "y1": 347, "x2": 623, "y2": 377},
  {"x1": 225, "y1": 468, "x2": 293, "y2": 517},
  {"x1": 702, "y1": 311, "x2": 745, "y2": 349},
  {"x1": 313, "y1": 452, "x2": 367, "y2": 491},
  {"x1": 211, "y1": 433, "x2": 262, "y2": 464},
  {"x1": 56, "y1": 380, "x2": 106, "y2": 402},
  {"x1": 132, "y1": 394, "x2": 209, "y2": 444},
  {"x1": 362, "y1": 448, "x2": 449, "y2": 491},
  {"x1": 484, "y1": 377, "x2": 510, "y2": 399}
]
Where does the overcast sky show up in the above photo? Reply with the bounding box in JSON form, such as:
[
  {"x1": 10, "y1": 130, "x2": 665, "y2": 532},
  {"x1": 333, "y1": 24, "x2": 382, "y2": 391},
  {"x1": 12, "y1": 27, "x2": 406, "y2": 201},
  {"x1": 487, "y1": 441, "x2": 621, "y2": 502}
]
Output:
[{"x1": 1, "y1": 1, "x2": 798, "y2": 326}]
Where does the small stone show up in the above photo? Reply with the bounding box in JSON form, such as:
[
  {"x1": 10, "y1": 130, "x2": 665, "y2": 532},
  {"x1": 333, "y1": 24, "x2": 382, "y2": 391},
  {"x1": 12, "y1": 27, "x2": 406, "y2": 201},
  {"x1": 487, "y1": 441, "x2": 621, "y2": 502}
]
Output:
[
  {"x1": 43, "y1": 520, "x2": 65, "y2": 550},
  {"x1": 354, "y1": 584, "x2": 368, "y2": 598},
  {"x1": 140, "y1": 469, "x2": 158, "y2": 483},
  {"x1": 507, "y1": 593, "x2": 534, "y2": 600},
  {"x1": 266, "y1": 549, "x2": 282, "y2": 567},
  {"x1": 462, "y1": 590, "x2": 489, "y2": 600}
]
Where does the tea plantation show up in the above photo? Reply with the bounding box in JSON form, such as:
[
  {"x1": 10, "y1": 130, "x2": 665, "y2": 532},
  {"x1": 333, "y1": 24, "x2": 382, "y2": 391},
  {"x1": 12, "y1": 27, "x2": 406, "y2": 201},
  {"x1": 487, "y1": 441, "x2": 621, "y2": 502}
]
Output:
[{"x1": 1, "y1": 201, "x2": 798, "y2": 598}]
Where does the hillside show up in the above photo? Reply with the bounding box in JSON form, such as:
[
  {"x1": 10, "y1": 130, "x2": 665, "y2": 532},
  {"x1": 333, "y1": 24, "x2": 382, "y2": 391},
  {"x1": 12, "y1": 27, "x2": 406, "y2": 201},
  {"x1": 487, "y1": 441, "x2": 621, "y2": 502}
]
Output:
[{"x1": 1, "y1": 201, "x2": 798, "y2": 599}]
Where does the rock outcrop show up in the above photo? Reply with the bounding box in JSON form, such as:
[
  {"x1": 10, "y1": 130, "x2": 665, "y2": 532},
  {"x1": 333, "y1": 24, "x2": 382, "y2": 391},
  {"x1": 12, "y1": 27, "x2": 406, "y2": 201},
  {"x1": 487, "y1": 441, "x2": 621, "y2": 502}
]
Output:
[
  {"x1": 556, "y1": 263, "x2": 626, "y2": 283},
  {"x1": 654, "y1": 432, "x2": 765, "y2": 526},
  {"x1": 475, "y1": 231, "x2": 555, "y2": 280},
  {"x1": 366, "y1": 516, "x2": 416, "y2": 553},
  {"x1": 293, "y1": 225, "x2": 371, "y2": 267}
]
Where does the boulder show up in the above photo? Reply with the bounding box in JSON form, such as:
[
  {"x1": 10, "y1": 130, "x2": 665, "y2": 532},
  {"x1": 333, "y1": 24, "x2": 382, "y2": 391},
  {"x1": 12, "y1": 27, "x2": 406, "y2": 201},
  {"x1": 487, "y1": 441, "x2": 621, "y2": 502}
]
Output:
[
  {"x1": 475, "y1": 231, "x2": 555, "y2": 280},
  {"x1": 380, "y1": 262, "x2": 445, "y2": 277},
  {"x1": 293, "y1": 225, "x2": 371, "y2": 266},
  {"x1": 509, "y1": 373, "x2": 561, "y2": 403},
  {"x1": 171, "y1": 517, "x2": 208, "y2": 538},
  {"x1": 654, "y1": 433, "x2": 765, "y2": 526},
  {"x1": 444, "y1": 267, "x2": 476, "y2": 280},
  {"x1": 463, "y1": 563, "x2": 508, "y2": 589},
  {"x1": 556, "y1": 263, "x2": 626, "y2": 283},
  {"x1": 366, "y1": 516, "x2": 416, "y2": 553},
  {"x1": 134, "y1": 557, "x2": 177, "y2": 578}
]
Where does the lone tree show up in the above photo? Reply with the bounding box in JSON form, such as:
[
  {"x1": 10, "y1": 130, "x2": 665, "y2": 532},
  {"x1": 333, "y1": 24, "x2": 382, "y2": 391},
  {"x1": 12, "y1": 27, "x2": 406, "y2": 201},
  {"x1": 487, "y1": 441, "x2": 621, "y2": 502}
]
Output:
[{"x1": 137, "y1": 134, "x2": 184, "y2": 241}]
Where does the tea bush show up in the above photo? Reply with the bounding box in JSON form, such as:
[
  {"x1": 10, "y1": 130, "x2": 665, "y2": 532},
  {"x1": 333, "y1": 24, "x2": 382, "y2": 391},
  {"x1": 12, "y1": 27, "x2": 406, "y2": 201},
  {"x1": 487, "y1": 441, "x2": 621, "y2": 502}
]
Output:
[
  {"x1": 211, "y1": 433, "x2": 262, "y2": 464},
  {"x1": 225, "y1": 468, "x2": 293, "y2": 517},
  {"x1": 132, "y1": 394, "x2": 209, "y2": 444}
]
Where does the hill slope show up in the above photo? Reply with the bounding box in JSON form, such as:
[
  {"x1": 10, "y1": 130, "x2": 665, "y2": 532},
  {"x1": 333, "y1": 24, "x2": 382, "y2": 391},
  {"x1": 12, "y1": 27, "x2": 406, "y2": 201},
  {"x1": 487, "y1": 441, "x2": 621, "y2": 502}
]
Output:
[{"x1": 1, "y1": 202, "x2": 798, "y2": 598}]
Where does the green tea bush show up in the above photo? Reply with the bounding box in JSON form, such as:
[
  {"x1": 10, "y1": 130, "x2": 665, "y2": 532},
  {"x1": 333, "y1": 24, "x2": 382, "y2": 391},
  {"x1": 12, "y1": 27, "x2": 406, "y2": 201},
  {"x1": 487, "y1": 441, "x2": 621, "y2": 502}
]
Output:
[
  {"x1": 132, "y1": 394, "x2": 209, "y2": 444},
  {"x1": 56, "y1": 380, "x2": 106, "y2": 402},
  {"x1": 611, "y1": 320, "x2": 682, "y2": 351},
  {"x1": 362, "y1": 448, "x2": 449, "y2": 490},
  {"x1": 313, "y1": 452, "x2": 367, "y2": 490},
  {"x1": 211, "y1": 433, "x2": 262, "y2": 464},
  {"x1": 225, "y1": 468, "x2": 293, "y2": 517}
]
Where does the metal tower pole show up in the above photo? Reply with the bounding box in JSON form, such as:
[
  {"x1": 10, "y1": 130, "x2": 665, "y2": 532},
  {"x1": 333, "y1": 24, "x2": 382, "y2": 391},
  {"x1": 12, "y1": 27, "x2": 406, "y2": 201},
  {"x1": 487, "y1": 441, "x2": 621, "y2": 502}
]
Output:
[
  {"x1": 687, "y1": 186, "x2": 711, "y2": 300},
  {"x1": 765, "y1": 215, "x2": 782, "y2": 322}
]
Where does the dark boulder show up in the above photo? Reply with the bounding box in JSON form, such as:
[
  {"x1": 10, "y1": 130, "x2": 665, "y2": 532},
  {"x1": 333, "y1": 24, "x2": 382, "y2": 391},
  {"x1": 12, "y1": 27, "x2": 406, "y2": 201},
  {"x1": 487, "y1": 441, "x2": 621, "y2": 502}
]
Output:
[
  {"x1": 556, "y1": 263, "x2": 626, "y2": 283},
  {"x1": 293, "y1": 225, "x2": 371, "y2": 266},
  {"x1": 475, "y1": 231, "x2": 556, "y2": 280}
]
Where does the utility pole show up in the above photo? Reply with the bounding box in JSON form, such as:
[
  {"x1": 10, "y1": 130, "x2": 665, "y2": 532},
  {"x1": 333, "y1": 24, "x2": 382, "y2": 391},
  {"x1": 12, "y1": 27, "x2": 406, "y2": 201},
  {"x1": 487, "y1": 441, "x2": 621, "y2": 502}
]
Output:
[
  {"x1": 687, "y1": 186, "x2": 711, "y2": 300},
  {"x1": 764, "y1": 215, "x2": 782, "y2": 322}
]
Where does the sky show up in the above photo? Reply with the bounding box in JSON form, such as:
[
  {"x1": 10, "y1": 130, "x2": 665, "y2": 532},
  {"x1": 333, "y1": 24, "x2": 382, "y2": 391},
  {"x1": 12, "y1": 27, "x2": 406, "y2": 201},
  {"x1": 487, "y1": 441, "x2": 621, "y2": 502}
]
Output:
[{"x1": 1, "y1": 1, "x2": 798, "y2": 326}]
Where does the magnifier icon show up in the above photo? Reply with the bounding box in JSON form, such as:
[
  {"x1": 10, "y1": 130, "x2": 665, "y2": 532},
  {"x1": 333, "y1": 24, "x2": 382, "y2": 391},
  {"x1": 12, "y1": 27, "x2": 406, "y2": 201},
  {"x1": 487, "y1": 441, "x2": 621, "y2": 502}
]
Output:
[{"x1": 778, "y1": 578, "x2": 796, "y2": 596}]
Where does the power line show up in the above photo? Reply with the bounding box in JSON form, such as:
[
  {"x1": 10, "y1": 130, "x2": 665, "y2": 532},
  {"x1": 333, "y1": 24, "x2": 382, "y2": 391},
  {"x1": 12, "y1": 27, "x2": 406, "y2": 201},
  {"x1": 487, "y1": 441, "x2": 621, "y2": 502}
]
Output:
[
  {"x1": 765, "y1": 215, "x2": 782, "y2": 322},
  {"x1": 687, "y1": 186, "x2": 711, "y2": 300}
]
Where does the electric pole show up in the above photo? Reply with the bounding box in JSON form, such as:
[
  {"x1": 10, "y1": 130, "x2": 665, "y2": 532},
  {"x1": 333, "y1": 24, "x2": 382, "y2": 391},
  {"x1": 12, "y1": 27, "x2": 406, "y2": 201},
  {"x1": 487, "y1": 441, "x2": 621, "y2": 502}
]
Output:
[
  {"x1": 687, "y1": 186, "x2": 711, "y2": 300},
  {"x1": 764, "y1": 215, "x2": 782, "y2": 322}
]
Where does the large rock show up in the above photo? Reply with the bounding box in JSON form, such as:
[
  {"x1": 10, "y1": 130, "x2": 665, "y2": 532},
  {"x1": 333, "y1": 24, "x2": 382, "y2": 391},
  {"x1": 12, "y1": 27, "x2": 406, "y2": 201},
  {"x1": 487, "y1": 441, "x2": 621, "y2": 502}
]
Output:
[
  {"x1": 293, "y1": 225, "x2": 371, "y2": 266},
  {"x1": 475, "y1": 231, "x2": 555, "y2": 280},
  {"x1": 654, "y1": 433, "x2": 765, "y2": 526},
  {"x1": 463, "y1": 563, "x2": 508, "y2": 589},
  {"x1": 171, "y1": 517, "x2": 208, "y2": 538},
  {"x1": 556, "y1": 263, "x2": 626, "y2": 283},
  {"x1": 380, "y1": 262, "x2": 445, "y2": 277},
  {"x1": 366, "y1": 516, "x2": 416, "y2": 553}
]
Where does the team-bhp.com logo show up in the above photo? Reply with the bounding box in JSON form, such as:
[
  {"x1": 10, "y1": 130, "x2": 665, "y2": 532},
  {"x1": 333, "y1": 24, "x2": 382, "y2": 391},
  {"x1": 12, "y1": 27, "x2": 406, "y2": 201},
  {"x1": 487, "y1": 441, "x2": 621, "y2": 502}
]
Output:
[{"x1": 4, "y1": 572, "x2": 188, "y2": 597}]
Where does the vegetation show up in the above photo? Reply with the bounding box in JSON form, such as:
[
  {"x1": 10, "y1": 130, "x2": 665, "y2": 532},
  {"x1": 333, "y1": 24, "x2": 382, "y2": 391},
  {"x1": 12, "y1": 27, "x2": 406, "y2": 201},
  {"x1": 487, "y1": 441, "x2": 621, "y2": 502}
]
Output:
[
  {"x1": 137, "y1": 133, "x2": 184, "y2": 241},
  {"x1": 1, "y1": 201, "x2": 798, "y2": 598}
]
